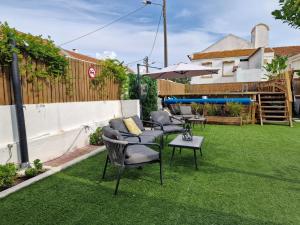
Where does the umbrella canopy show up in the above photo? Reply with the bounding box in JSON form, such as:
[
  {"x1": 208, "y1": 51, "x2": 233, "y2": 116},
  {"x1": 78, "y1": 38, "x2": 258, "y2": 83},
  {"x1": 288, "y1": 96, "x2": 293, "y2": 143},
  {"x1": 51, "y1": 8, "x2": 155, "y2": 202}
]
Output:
[{"x1": 144, "y1": 62, "x2": 219, "y2": 79}]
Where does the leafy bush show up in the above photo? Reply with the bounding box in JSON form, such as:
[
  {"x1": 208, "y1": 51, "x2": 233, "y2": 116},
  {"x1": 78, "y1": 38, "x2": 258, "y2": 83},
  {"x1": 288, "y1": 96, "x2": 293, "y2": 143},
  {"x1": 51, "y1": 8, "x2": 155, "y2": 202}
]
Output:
[
  {"x1": 225, "y1": 103, "x2": 243, "y2": 117},
  {"x1": 25, "y1": 168, "x2": 38, "y2": 178},
  {"x1": 0, "y1": 163, "x2": 17, "y2": 189},
  {"x1": 191, "y1": 103, "x2": 204, "y2": 115},
  {"x1": 204, "y1": 104, "x2": 221, "y2": 116},
  {"x1": 89, "y1": 127, "x2": 103, "y2": 146},
  {"x1": 264, "y1": 55, "x2": 288, "y2": 79},
  {"x1": 33, "y1": 159, "x2": 43, "y2": 171},
  {"x1": 25, "y1": 158, "x2": 44, "y2": 178},
  {"x1": 92, "y1": 59, "x2": 129, "y2": 99},
  {"x1": 128, "y1": 73, "x2": 157, "y2": 120}
]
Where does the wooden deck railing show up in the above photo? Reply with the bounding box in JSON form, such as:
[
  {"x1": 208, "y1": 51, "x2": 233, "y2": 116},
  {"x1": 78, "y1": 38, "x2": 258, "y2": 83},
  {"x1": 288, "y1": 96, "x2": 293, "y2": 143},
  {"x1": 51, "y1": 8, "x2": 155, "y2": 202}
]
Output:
[{"x1": 157, "y1": 73, "x2": 293, "y2": 97}]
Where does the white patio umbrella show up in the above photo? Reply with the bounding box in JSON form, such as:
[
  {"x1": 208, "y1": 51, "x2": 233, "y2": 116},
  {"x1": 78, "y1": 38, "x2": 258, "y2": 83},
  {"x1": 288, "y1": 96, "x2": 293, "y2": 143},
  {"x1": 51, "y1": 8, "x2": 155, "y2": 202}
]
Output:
[{"x1": 143, "y1": 62, "x2": 218, "y2": 79}]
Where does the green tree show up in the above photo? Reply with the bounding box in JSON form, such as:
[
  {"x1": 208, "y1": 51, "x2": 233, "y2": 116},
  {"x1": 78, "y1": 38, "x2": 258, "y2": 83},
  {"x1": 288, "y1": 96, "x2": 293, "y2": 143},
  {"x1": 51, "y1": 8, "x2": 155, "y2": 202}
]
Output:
[
  {"x1": 264, "y1": 55, "x2": 288, "y2": 79},
  {"x1": 128, "y1": 74, "x2": 157, "y2": 120},
  {"x1": 272, "y1": 0, "x2": 300, "y2": 29}
]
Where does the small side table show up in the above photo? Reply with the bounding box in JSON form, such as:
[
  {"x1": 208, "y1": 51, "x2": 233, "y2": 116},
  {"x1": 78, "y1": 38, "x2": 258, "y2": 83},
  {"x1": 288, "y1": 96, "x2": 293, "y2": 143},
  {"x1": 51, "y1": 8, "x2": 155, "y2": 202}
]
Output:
[
  {"x1": 168, "y1": 135, "x2": 204, "y2": 169},
  {"x1": 188, "y1": 117, "x2": 207, "y2": 129}
]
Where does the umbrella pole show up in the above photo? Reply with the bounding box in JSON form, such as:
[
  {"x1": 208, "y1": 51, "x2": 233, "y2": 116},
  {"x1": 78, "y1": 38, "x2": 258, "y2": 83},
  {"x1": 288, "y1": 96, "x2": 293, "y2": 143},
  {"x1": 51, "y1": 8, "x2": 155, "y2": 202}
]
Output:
[{"x1": 137, "y1": 63, "x2": 142, "y2": 120}]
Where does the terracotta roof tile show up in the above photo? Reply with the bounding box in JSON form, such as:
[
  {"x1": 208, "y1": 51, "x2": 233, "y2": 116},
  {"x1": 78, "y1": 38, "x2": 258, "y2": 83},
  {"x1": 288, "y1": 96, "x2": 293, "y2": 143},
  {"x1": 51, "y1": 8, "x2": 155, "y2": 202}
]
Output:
[
  {"x1": 63, "y1": 49, "x2": 98, "y2": 63},
  {"x1": 191, "y1": 46, "x2": 300, "y2": 60},
  {"x1": 192, "y1": 49, "x2": 257, "y2": 60},
  {"x1": 265, "y1": 46, "x2": 300, "y2": 57}
]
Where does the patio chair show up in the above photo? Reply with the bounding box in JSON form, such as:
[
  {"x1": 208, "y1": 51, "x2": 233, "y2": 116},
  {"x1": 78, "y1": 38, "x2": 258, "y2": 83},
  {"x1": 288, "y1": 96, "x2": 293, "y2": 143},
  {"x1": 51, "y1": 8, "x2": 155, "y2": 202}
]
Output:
[
  {"x1": 102, "y1": 126, "x2": 162, "y2": 195},
  {"x1": 179, "y1": 105, "x2": 194, "y2": 119},
  {"x1": 150, "y1": 111, "x2": 185, "y2": 141},
  {"x1": 109, "y1": 115, "x2": 164, "y2": 146}
]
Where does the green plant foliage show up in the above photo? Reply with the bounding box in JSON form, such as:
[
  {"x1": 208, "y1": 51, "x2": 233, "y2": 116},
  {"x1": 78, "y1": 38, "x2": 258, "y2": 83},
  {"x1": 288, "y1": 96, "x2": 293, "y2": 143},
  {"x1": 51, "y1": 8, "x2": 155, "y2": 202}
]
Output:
[
  {"x1": 89, "y1": 127, "x2": 104, "y2": 146},
  {"x1": 272, "y1": 0, "x2": 300, "y2": 29},
  {"x1": 25, "y1": 159, "x2": 44, "y2": 178},
  {"x1": 92, "y1": 59, "x2": 129, "y2": 98},
  {"x1": 204, "y1": 104, "x2": 220, "y2": 116},
  {"x1": 0, "y1": 163, "x2": 17, "y2": 189},
  {"x1": 225, "y1": 102, "x2": 243, "y2": 117},
  {"x1": 264, "y1": 55, "x2": 288, "y2": 79},
  {"x1": 128, "y1": 73, "x2": 157, "y2": 120},
  {"x1": 191, "y1": 103, "x2": 204, "y2": 115},
  {"x1": 25, "y1": 168, "x2": 38, "y2": 178},
  {"x1": 33, "y1": 159, "x2": 43, "y2": 171},
  {"x1": 0, "y1": 22, "x2": 68, "y2": 79}
]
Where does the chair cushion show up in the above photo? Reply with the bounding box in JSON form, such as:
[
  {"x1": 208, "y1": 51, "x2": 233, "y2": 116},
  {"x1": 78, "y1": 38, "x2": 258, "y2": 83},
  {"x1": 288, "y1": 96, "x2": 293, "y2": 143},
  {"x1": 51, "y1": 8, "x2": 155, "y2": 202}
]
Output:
[
  {"x1": 180, "y1": 106, "x2": 193, "y2": 115},
  {"x1": 109, "y1": 118, "x2": 128, "y2": 133},
  {"x1": 131, "y1": 115, "x2": 145, "y2": 131},
  {"x1": 151, "y1": 111, "x2": 171, "y2": 125},
  {"x1": 155, "y1": 125, "x2": 184, "y2": 134},
  {"x1": 124, "y1": 135, "x2": 155, "y2": 143},
  {"x1": 141, "y1": 130, "x2": 163, "y2": 138},
  {"x1": 125, "y1": 145, "x2": 159, "y2": 164},
  {"x1": 102, "y1": 126, "x2": 124, "y2": 140},
  {"x1": 123, "y1": 118, "x2": 142, "y2": 135}
]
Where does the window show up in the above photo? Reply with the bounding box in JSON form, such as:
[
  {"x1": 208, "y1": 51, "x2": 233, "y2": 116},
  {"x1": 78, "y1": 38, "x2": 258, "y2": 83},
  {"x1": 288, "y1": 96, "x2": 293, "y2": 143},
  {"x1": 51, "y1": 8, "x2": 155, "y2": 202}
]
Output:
[
  {"x1": 222, "y1": 61, "x2": 235, "y2": 76},
  {"x1": 201, "y1": 62, "x2": 213, "y2": 78}
]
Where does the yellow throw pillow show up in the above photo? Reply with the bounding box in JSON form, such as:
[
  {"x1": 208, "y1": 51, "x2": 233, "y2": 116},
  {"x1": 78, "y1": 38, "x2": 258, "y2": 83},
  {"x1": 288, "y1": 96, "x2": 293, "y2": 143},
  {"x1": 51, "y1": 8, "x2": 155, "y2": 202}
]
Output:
[{"x1": 123, "y1": 118, "x2": 142, "y2": 135}]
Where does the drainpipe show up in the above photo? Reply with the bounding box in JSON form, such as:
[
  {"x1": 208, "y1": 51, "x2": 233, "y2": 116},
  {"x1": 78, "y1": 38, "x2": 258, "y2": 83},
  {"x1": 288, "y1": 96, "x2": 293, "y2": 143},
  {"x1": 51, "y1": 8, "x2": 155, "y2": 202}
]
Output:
[{"x1": 10, "y1": 37, "x2": 30, "y2": 167}]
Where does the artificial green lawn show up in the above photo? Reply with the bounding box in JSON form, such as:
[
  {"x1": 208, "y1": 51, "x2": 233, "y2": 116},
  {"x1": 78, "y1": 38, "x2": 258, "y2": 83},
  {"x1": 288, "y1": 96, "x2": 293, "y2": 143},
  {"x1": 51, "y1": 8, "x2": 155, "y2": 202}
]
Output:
[{"x1": 1, "y1": 124, "x2": 300, "y2": 225}]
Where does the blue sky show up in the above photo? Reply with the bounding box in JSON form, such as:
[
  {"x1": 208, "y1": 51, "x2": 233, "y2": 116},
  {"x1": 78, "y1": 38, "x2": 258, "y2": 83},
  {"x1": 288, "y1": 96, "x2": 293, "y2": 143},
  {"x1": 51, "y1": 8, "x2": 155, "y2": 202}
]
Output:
[{"x1": 0, "y1": 0, "x2": 299, "y2": 69}]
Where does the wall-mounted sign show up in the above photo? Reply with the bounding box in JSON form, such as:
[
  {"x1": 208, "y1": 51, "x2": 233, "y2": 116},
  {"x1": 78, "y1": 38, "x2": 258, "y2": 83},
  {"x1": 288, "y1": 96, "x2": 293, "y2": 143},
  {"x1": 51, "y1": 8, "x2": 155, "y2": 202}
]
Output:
[{"x1": 88, "y1": 66, "x2": 96, "y2": 79}]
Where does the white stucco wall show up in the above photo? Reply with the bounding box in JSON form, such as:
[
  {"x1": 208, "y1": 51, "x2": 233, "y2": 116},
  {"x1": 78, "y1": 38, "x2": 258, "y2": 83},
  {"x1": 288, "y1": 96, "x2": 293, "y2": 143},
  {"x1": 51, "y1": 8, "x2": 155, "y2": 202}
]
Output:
[
  {"x1": 249, "y1": 48, "x2": 264, "y2": 69},
  {"x1": 251, "y1": 24, "x2": 269, "y2": 48},
  {"x1": 235, "y1": 68, "x2": 264, "y2": 82},
  {"x1": 288, "y1": 54, "x2": 300, "y2": 71},
  {"x1": 0, "y1": 100, "x2": 140, "y2": 165},
  {"x1": 202, "y1": 35, "x2": 252, "y2": 53}
]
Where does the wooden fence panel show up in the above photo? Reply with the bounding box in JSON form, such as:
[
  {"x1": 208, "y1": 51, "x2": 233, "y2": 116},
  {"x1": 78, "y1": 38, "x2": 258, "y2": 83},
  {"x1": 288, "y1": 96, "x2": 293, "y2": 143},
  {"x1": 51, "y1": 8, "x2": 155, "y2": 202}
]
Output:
[{"x1": 0, "y1": 57, "x2": 121, "y2": 105}]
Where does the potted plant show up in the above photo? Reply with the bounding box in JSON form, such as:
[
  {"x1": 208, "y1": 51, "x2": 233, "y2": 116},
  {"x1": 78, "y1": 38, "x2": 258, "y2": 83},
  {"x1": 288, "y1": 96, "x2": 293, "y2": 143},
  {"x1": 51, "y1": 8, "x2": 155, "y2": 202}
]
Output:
[{"x1": 89, "y1": 127, "x2": 104, "y2": 146}]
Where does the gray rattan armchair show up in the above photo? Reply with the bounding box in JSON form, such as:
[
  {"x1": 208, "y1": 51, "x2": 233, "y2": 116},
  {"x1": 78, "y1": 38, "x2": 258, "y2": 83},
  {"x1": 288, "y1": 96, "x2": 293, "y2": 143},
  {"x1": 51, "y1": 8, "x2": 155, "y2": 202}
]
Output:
[
  {"x1": 150, "y1": 111, "x2": 185, "y2": 142},
  {"x1": 102, "y1": 126, "x2": 163, "y2": 195}
]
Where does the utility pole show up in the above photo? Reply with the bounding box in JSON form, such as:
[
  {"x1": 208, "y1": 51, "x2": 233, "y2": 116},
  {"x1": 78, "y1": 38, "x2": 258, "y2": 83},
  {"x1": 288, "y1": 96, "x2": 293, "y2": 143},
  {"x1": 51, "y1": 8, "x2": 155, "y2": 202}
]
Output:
[
  {"x1": 163, "y1": 0, "x2": 168, "y2": 67},
  {"x1": 143, "y1": 56, "x2": 149, "y2": 73}
]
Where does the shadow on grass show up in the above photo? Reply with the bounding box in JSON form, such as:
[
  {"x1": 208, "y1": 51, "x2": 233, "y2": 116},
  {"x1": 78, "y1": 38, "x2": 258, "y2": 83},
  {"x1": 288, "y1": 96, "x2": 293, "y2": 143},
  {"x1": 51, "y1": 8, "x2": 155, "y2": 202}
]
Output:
[{"x1": 200, "y1": 162, "x2": 300, "y2": 184}]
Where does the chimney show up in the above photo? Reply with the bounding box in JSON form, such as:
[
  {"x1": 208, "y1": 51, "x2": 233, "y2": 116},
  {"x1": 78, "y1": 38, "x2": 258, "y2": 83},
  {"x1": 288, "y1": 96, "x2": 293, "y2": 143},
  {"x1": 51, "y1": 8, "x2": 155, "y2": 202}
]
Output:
[{"x1": 251, "y1": 23, "x2": 269, "y2": 48}]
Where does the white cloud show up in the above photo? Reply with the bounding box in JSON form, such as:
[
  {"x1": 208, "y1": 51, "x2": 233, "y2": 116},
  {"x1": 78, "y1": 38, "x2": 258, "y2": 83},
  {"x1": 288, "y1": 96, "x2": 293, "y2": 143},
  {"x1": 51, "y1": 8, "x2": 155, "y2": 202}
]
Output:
[
  {"x1": 176, "y1": 9, "x2": 192, "y2": 18},
  {"x1": 96, "y1": 51, "x2": 117, "y2": 60}
]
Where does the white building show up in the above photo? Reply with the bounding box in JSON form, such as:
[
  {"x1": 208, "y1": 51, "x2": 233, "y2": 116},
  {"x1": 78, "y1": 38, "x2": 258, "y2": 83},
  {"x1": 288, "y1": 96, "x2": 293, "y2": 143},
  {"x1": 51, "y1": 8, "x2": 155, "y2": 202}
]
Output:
[{"x1": 189, "y1": 23, "x2": 300, "y2": 84}]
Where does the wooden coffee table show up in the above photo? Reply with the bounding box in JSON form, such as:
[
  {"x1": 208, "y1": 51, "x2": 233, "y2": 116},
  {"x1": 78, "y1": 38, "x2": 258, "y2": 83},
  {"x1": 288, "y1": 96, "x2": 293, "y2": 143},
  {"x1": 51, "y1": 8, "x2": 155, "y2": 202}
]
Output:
[{"x1": 168, "y1": 135, "x2": 204, "y2": 169}]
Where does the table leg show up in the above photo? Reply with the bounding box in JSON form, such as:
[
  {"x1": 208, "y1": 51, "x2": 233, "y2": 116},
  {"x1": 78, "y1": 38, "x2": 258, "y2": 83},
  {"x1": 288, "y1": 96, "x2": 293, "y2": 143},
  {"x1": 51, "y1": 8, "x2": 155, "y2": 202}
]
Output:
[
  {"x1": 170, "y1": 146, "x2": 175, "y2": 166},
  {"x1": 179, "y1": 147, "x2": 182, "y2": 154},
  {"x1": 193, "y1": 149, "x2": 198, "y2": 170},
  {"x1": 200, "y1": 147, "x2": 203, "y2": 157}
]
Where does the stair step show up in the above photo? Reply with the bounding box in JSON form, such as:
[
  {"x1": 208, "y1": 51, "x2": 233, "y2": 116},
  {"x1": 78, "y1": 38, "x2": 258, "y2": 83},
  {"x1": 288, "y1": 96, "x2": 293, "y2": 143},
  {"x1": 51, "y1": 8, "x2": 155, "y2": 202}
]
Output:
[
  {"x1": 262, "y1": 115, "x2": 287, "y2": 118},
  {"x1": 262, "y1": 110, "x2": 286, "y2": 113},
  {"x1": 262, "y1": 120, "x2": 289, "y2": 124},
  {"x1": 261, "y1": 101, "x2": 285, "y2": 104},
  {"x1": 260, "y1": 96, "x2": 285, "y2": 99},
  {"x1": 261, "y1": 106, "x2": 286, "y2": 109}
]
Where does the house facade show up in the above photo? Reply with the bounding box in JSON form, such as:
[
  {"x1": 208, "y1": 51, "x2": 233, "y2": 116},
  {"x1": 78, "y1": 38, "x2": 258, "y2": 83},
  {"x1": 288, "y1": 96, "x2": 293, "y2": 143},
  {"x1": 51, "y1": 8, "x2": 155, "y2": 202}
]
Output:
[{"x1": 189, "y1": 23, "x2": 300, "y2": 84}]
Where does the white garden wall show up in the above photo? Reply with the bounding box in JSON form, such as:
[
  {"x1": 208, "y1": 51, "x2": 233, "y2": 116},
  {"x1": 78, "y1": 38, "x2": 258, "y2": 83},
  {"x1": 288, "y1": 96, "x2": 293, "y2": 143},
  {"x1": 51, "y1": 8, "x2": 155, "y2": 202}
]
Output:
[{"x1": 0, "y1": 100, "x2": 140, "y2": 165}]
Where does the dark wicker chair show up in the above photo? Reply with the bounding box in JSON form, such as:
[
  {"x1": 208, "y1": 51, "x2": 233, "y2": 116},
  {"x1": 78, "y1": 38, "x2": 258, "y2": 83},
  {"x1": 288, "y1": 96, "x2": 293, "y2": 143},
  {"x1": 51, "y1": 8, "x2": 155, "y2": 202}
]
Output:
[
  {"x1": 102, "y1": 126, "x2": 163, "y2": 195},
  {"x1": 150, "y1": 111, "x2": 185, "y2": 142},
  {"x1": 109, "y1": 115, "x2": 164, "y2": 147}
]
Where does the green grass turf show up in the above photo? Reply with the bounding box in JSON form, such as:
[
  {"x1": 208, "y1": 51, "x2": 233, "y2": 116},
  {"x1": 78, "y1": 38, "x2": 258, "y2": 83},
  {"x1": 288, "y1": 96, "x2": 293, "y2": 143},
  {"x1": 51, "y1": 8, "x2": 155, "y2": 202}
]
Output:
[{"x1": 0, "y1": 124, "x2": 300, "y2": 225}]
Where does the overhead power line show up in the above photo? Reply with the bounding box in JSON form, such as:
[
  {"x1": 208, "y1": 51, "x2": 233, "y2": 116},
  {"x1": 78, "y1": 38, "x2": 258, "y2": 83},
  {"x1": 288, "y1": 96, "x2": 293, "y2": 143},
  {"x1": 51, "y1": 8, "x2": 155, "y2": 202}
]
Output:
[
  {"x1": 59, "y1": 5, "x2": 147, "y2": 46},
  {"x1": 148, "y1": 8, "x2": 163, "y2": 59}
]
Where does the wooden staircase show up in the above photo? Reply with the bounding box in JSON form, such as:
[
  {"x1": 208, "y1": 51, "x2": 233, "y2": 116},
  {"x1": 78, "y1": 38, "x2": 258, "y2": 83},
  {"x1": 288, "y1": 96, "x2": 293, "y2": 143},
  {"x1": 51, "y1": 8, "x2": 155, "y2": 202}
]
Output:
[
  {"x1": 257, "y1": 72, "x2": 293, "y2": 127},
  {"x1": 258, "y1": 93, "x2": 292, "y2": 126}
]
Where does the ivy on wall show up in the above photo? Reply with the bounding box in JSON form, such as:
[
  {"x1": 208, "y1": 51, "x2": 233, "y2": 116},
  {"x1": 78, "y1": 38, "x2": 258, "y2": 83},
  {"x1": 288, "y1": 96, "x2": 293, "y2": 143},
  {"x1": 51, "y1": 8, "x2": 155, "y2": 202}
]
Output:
[
  {"x1": 128, "y1": 73, "x2": 158, "y2": 120},
  {"x1": 0, "y1": 22, "x2": 69, "y2": 85},
  {"x1": 91, "y1": 59, "x2": 129, "y2": 99}
]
